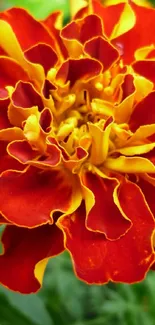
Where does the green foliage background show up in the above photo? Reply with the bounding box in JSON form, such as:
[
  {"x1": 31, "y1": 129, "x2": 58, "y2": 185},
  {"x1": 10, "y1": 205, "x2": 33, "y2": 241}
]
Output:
[{"x1": 0, "y1": 0, "x2": 155, "y2": 324}]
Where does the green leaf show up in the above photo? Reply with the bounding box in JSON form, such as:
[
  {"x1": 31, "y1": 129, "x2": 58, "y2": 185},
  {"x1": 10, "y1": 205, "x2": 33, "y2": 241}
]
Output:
[
  {"x1": 0, "y1": 293, "x2": 35, "y2": 325},
  {"x1": 0, "y1": 286, "x2": 53, "y2": 325}
]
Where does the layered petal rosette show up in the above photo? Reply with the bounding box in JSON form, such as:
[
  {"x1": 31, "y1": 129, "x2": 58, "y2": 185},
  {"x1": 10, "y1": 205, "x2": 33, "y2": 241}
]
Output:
[{"x1": 0, "y1": 0, "x2": 155, "y2": 293}]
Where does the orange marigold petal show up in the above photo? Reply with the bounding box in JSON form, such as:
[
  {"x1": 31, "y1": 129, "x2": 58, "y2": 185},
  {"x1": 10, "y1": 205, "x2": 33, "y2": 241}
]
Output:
[
  {"x1": 0, "y1": 57, "x2": 28, "y2": 90},
  {"x1": 42, "y1": 11, "x2": 68, "y2": 60},
  {"x1": 8, "y1": 139, "x2": 61, "y2": 168},
  {"x1": 92, "y1": 0, "x2": 126, "y2": 37},
  {"x1": 58, "y1": 181, "x2": 154, "y2": 284},
  {"x1": 25, "y1": 43, "x2": 58, "y2": 74},
  {"x1": 84, "y1": 36, "x2": 119, "y2": 70},
  {"x1": 0, "y1": 167, "x2": 80, "y2": 227},
  {"x1": 0, "y1": 8, "x2": 56, "y2": 51},
  {"x1": 129, "y1": 91, "x2": 155, "y2": 132},
  {"x1": 0, "y1": 141, "x2": 25, "y2": 174},
  {"x1": 81, "y1": 171, "x2": 131, "y2": 240},
  {"x1": 0, "y1": 214, "x2": 10, "y2": 224},
  {"x1": 0, "y1": 224, "x2": 64, "y2": 293},
  {"x1": 56, "y1": 58, "x2": 102, "y2": 87},
  {"x1": 11, "y1": 81, "x2": 43, "y2": 110},
  {"x1": 0, "y1": 102, "x2": 11, "y2": 129},
  {"x1": 39, "y1": 107, "x2": 52, "y2": 133},
  {"x1": 132, "y1": 60, "x2": 155, "y2": 84},
  {"x1": 138, "y1": 177, "x2": 155, "y2": 217},
  {"x1": 61, "y1": 14, "x2": 103, "y2": 44},
  {"x1": 8, "y1": 140, "x2": 39, "y2": 164},
  {"x1": 112, "y1": 3, "x2": 155, "y2": 63}
]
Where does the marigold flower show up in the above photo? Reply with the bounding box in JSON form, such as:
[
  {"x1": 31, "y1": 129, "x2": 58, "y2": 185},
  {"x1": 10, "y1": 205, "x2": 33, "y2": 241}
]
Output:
[{"x1": 0, "y1": 0, "x2": 155, "y2": 293}]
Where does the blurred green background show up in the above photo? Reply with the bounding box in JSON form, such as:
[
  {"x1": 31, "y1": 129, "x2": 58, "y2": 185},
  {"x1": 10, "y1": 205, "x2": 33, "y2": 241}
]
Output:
[{"x1": 0, "y1": 0, "x2": 155, "y2": 324}]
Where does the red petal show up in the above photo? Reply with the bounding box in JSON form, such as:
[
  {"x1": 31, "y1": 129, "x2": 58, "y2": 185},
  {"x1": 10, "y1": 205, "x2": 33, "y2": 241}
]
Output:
[
  {"x1": 121, "y1": 74, "x2": 135, "y2": 101},
  {"x1": 0, "y1": 8, "x2": 55, "y2": 51},
  {"x1": 92, "y1": 0, "x2": 125, "y2": 37},
  {"x1": 0, "y1": 98, "x2": 10, "y2": 109},
  {"x1": 132, "y1": 60, "x2": 155, "y2": 84},
  {"x1": 113, "y1": 3, "x2": 155, "y2": 63},
  {"x1": 82, "y1": 172, "x2": 131, "y2": 240},
  {"x1": 39, "y1": 107, "x2": 52, "y2": 133},
  {"x1": 138, "y1": 178, "x2": 155, "y2": 217},
  {"x1": 59, "y1": 181, "x2": 154, "y2": 284},
  {"x1": 61, "y1": 15, "x2": 103, "y2": 44},
  {"x1": 8, "y1": 139, "x2": 61, "y2": 168},
  {"x1": 129, "y1": 91, "x2": 155, "y2": 132},
  {"x1": 0, "y1": 47, "x2": 8, "y2": 56},
  {"x1": 141, "y1": 148, "x2": 155, "y2": 165},
  {"x1": 0, "y1": 214, "x2": 10, "y2": 224},
  {"x1": 84, "y1": 36, "x2": 119, "y2": 70},
  {"x1": 0, "y1": 141, "x2": 25, "y2": 174},
  {"x1": 0, "y1": 105, "x2": 12, "y2": 130},
  {"x1": 0, "y1": 224, "x2": 64, "y2": 293},
  {"x1": 33, "y1": 151, "x2": 61, "y2": 168},
  {"x1": 42, "y1": 11, "x2": 68, "y2": 59},
  {"x1": 25, "y1": 43, "x2": 58, "y2": 74},
  {"x1": 0, "y1": 89, "x2": 9, "y2": 99},
  {"x1": 146, "y1": 49, "x2": 155, "y2": 59},
  {"x1": 63, "y1": 146, "x2": 88, "y2": 172},
  {"x1": 0, "y1": 167, "x2": 77, "y2": 227},
  {"x1": 56, "y1": 58, "x2": 102, "y2": 87},
  {"x1": 12, "y1": 81, "x2": 43, "y2": 110},
  {"x1": 42, "y1": 79, "x2": 56, "y2": 99},
  {"x1": 8, "y1": 140, "x2": 38, "y2": 164},
  {"x1": 0, "y1": 57, "x2": 28, "y2": 90}
]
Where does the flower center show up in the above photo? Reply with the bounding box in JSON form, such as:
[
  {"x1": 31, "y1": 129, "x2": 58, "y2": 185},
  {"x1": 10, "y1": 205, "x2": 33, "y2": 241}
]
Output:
[{"x1": 50, "y1": 82, "x2": 132, "y2": 172}]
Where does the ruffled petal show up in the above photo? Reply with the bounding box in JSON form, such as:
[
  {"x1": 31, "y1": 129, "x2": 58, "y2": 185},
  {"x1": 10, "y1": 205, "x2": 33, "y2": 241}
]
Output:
[
  {"x1": 58, "y1": 180, "x2": 154, "y2": 284},
  {"x1": 114, "y1": 74, "x2": 153, "y2": 124},
  {"x1": 126, "y1": 125, "x2": 155, "y2": 145},
  {"x1": 104, "y1": 156, "x2": 155, "y2": 173},
  {"x1": 9, "y1": 81, "x2": 43, "y2": 128},
  {"x1": 0, "y1": 141, "x2": 25, "y2": 174},
  {"x1": 0, "y1": 167, "x2": 82, "y2": 227},
  {"x1": 88, "y1": 118, "x2": 113, "y2": 165},
  {"x1": 11, "y1": 81, "x2": 43, "y2": 110},
  {"x1": 61, "y1": 14, "x2": 103, "y2": 45},
  {"x1": 42, "y1": 11, "x2": 68, "y2": 60},
  {"x1": 0, "y1": 215, "x2": 10, "y2": 224},
  {"x1": 113, "y1": 143, "x2": 155, "y2": 156},
  {"x1": 0, "y1": 8, "x2": 55, "y2": 51},
  {"x1": 0, "y1": 102, "x2": 11, "y2": 129},
  {"x1": 138, "y1": 177, "x2": 155, "y2": 217},
  {"x1": 0, "y1": 224, "x2": 64, "y2": 293},
  {"x1": 0, "y1": 57, "x2": 28, "y2": 91},
  {"x1": 8, "y1": 139, "x2": 61, "y2": 168},
  {"x1": 129, "y1": 91, "x2": 155, "y2": 132},
  {"x1": 132, "y1": 60, "x2": 155, "y2": 83},
  {"x1": 112, "y1": 3, "x2": 155, "y2": 63},
  {"x1": 81, "y1": 170, "x2": 131, "y2": 240},
  {"x1": 56, "y1": 58, "x2": 102, "y2": 87},
  {"x1": 91, "y1": 1, "x2": 128, "y2": 38},
  {"x1": 7, "y1": 140, "x2": 39, "y2": 164},
  {"x1": 0, "y1": 127, "x2": 24, "y2": 142},
  {"x1": 25, "y1": 43, "x2": 58, "y2": 74},
  {"x1": 84, "y1": 36, "x2": 119, "y2": 70}
]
